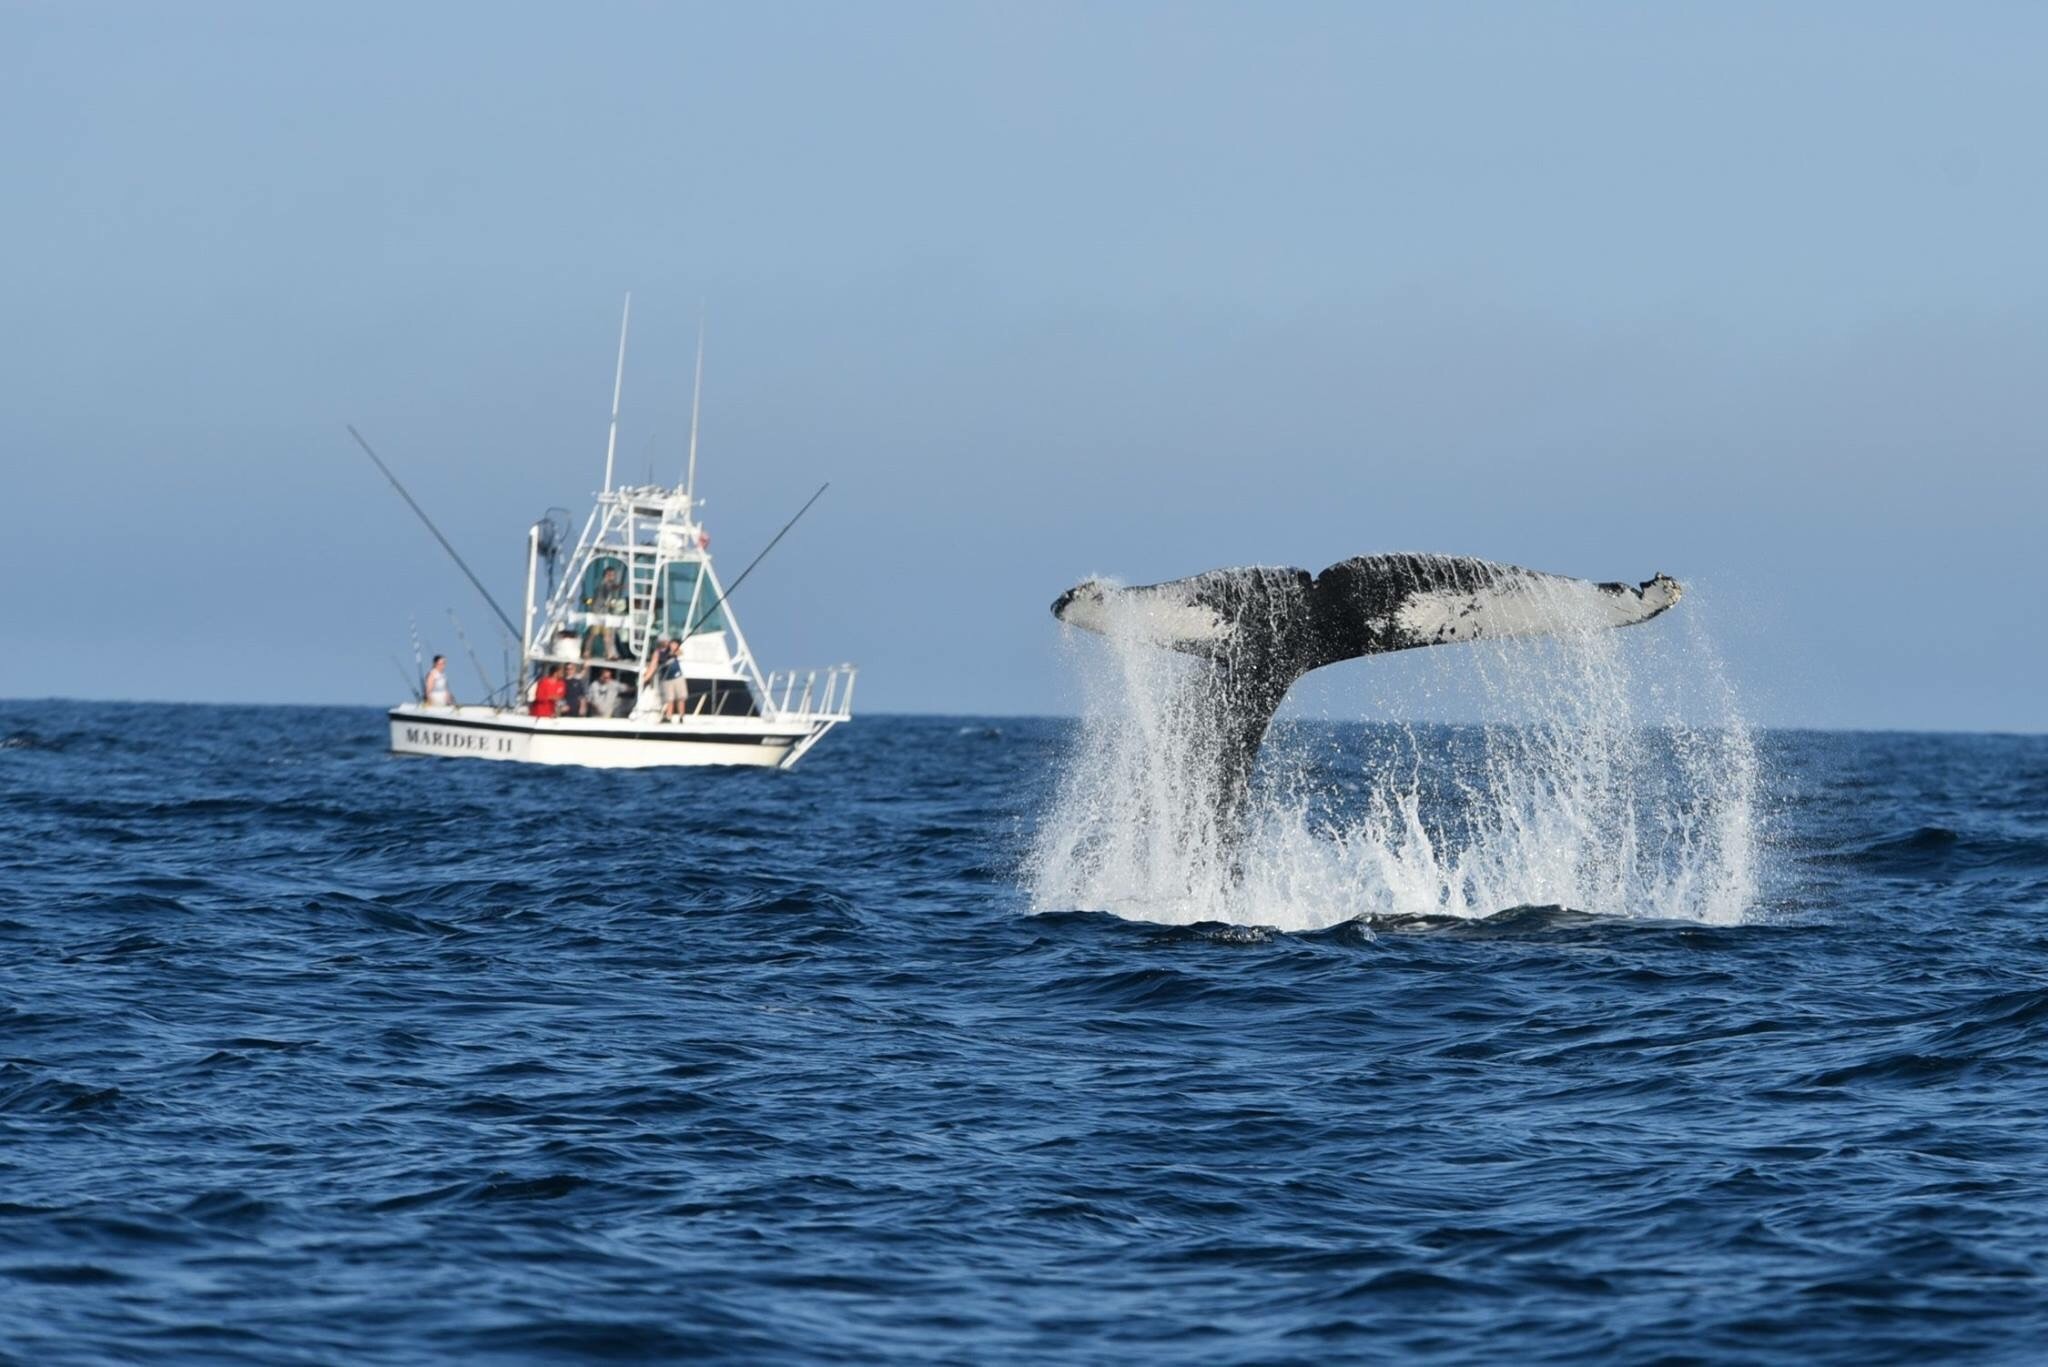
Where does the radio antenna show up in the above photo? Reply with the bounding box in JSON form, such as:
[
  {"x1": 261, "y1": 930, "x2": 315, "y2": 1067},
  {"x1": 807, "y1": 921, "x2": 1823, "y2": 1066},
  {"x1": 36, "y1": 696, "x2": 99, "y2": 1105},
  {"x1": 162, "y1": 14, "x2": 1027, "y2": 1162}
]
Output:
[
  {"x1": 601, "y1": 292, "x2": 631, "y2": 493},
  {"x1": 685, "y1": 315, "x2": 704, "y2": 500}
]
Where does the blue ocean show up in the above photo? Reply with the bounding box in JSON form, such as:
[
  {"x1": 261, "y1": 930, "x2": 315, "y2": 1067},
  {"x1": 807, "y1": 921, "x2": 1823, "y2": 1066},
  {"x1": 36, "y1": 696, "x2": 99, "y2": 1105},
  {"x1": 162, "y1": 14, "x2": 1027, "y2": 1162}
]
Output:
[{"x1": 4, "y1": 693, "x2": 2046, "y2": 1363}]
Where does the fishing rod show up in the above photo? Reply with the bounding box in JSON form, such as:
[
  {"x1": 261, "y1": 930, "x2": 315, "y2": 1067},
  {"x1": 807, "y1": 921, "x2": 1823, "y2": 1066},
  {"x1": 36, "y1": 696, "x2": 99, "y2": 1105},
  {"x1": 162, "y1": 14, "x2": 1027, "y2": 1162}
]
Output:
[
  {"x1": 407, "y1": 615, "x2": 427, "y2": 702},
  {"x1": 345, "y1": 424, "x2": 523, "y2": 642},
  {"x1": 446, "y1": 608, "x2": 501, "y2": 703},
  {"x1": 683, "y1": 482, "x2": 830, "y2": 638},
  {"x1": 389, "y1": 654, "x2": 422, "y2": 701}
]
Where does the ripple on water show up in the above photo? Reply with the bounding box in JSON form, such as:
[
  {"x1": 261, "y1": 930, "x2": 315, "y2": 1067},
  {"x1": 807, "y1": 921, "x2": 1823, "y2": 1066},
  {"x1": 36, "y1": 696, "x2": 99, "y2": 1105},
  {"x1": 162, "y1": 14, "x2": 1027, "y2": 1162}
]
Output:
[{"x1": 0, "y1": 704, "x2": 2044, "y2": 1363}]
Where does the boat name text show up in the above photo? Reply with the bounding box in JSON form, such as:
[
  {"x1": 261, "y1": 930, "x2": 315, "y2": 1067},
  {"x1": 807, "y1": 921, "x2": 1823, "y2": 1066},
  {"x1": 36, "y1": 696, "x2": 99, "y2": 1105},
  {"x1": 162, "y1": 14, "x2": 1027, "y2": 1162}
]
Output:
[{"x1": 403, "y1": 726, "x2": 516, "y2": 755}]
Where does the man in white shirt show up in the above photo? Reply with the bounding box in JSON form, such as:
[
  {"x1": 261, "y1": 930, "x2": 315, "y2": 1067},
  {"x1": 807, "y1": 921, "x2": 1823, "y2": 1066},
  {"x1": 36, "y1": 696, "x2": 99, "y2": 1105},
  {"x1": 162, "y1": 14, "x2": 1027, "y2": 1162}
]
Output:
[{"x1": 588, "y1": 668, "x2": 623, "y2": 719}]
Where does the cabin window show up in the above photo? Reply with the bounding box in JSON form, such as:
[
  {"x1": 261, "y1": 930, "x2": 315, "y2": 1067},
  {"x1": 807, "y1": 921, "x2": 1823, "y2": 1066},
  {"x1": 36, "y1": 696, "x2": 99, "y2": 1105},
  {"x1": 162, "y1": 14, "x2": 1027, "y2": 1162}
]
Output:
[
  {"x1": 581, "y1": 556, "x2": 629, "y2": 614},
  {"x1": 695, "y1": 680, "x2": 759, "y2": 717},
  {"x1": 658, "y1": 562, "x2": 726, "y2": 637}
]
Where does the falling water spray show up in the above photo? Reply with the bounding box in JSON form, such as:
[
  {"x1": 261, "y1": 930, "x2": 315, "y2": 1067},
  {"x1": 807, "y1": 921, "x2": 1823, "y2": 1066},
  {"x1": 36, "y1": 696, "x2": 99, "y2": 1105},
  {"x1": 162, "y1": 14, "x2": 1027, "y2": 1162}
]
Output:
[{"x1": 1028, "y1": 568, "x2": 1759, "y2": 930}]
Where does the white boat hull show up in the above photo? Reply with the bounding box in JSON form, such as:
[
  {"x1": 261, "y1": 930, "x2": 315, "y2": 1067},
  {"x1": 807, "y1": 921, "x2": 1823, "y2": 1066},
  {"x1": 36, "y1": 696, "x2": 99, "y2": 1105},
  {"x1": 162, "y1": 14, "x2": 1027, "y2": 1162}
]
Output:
[{"x1": 388, "y1": 705, "x2": 828, "y2": 769}]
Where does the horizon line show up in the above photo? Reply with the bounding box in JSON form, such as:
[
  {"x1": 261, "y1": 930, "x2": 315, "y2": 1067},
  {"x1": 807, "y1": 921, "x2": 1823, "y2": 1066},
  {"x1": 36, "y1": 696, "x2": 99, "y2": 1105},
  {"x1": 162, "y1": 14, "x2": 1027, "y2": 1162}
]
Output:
[{"x1": 1, "y1": 694, "x2": 2041, "y2": 741}]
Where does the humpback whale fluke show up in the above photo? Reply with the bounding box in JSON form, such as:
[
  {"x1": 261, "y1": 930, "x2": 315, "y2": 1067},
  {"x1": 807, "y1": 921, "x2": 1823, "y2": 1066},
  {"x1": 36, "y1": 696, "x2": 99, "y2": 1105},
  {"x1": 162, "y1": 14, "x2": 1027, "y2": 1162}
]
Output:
[{"x1": 1051, "y1": 554, "x2": 1682, "y2": 827}]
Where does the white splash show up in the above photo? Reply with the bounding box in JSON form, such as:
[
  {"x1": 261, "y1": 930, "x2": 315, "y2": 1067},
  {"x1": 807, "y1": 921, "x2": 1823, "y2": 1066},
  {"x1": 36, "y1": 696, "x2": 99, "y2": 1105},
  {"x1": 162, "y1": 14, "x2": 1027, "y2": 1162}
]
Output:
[{"x1": 1027, "y1": 578, "x2": 1759, "y2": 931}]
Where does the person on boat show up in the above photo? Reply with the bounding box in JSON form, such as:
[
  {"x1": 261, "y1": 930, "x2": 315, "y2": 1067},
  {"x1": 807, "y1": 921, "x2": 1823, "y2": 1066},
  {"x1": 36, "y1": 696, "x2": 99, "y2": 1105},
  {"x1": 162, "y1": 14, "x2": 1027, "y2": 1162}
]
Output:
[
  {"x1": 424, "y1": 655, "x2": 454, "y2": 707},
  {"x1": 562, "y1": 663, "x2": 589, "y2": 718},
  {"x1": 645, "y1": 638, "x2": 689, "y2": 721},
  {"x1": 530, "y1": 665, "x2": 566, "y2": 718},
  {"x1": 588, "y1": 668, "x2": 622, "y2": 719},
  {"x1": 580, "y1": 564, "x2": 627, "y2": 660}
]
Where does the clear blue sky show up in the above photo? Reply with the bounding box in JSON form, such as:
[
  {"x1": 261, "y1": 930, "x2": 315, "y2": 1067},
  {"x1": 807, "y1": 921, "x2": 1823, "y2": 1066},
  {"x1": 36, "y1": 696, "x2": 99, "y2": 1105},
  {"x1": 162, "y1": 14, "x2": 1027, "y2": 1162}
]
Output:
[{"x1": 3, "y1": 3, "x2": 2042, "y2": 730}]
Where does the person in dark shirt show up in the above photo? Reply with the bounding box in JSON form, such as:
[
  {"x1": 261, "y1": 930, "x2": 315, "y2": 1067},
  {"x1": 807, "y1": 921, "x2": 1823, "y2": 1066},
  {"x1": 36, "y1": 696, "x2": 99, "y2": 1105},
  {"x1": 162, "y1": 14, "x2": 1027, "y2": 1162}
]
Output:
[
  {"x1": 643, "y1": 638, "x2": 689, "y2": 722},
  {"x1": 562, "y1": 664, "x2": 589, "y2": 718}
]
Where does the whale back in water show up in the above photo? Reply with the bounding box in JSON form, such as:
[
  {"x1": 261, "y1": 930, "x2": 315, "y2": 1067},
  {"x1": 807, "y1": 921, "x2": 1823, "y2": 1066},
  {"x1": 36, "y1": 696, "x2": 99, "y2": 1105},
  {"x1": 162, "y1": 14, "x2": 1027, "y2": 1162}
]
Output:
[{"x1": 1051, "y1": 554, "x2": 1683, "y2": 825}]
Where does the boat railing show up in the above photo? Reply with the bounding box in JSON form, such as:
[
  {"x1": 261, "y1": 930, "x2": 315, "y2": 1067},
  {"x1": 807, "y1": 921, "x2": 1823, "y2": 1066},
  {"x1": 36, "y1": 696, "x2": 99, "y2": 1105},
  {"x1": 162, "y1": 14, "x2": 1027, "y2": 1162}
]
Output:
[{"x1": 761, "y1": 665, "x2": 857, "y2": 722}]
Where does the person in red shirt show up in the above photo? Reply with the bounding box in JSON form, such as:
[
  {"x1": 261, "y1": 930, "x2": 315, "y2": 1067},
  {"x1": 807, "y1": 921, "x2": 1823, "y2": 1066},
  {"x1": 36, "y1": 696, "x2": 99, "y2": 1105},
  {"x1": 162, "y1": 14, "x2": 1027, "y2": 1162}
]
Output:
[{"x1": 530, "y1": 665, "x2": 567, "y2": 718}]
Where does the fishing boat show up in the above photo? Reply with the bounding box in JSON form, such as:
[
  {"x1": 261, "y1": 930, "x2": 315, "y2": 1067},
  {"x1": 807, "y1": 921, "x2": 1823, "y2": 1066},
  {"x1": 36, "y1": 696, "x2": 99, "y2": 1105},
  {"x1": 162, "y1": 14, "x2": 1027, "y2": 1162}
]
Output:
[{"x1": 373, "y1": 298, "x2": 855, "y2": 769}]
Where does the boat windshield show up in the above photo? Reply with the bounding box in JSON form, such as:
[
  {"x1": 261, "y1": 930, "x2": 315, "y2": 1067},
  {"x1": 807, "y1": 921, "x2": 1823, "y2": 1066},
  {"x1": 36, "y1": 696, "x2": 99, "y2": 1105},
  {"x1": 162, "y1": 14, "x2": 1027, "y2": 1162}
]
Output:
[{"x1": 658, "y1": 562, "x2": 726, "y2": 638}]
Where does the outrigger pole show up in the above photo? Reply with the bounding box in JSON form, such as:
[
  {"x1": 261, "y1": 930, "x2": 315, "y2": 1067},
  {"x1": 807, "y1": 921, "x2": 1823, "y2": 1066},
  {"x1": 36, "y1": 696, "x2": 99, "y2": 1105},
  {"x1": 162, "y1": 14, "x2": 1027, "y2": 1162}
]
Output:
[
  {"x1": 683, "y1": 482, "x2": 830, "y2": 637},
  {"x1": 345, "y1": 424, "x2": 523, "y2": 642},
  {"x1": 601, "y1": 292, "x2": 631, "y2": 494}
]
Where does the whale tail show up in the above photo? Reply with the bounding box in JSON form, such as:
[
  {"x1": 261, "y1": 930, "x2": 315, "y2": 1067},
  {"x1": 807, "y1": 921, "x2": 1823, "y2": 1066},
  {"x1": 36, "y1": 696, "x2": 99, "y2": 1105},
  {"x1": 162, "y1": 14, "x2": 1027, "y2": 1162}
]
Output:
[{"x1": 1051, "y1": 554, "x2": 1682, "y2": 827}]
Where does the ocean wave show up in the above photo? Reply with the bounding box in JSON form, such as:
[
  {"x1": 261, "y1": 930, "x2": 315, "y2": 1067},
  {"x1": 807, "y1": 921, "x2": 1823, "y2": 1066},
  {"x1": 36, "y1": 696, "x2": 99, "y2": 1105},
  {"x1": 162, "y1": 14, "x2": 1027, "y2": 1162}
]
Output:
[
  {"x1": 1814, "y1": 825, "x2": 2048, "y2": 876},
  {"x1": 3, "y1": 700, "x2": 2045, "y2": 1362}
]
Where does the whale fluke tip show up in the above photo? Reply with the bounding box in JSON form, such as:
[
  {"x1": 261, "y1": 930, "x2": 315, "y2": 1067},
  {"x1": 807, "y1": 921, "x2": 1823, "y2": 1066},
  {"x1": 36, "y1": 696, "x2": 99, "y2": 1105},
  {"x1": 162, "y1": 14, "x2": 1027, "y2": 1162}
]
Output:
[
  {"x1": 1052, "y1": 579, "x2": 1116, "y2": 631},
  {"x1": 1640, "y1": 573, "x2": 1683, "y2": 615}
]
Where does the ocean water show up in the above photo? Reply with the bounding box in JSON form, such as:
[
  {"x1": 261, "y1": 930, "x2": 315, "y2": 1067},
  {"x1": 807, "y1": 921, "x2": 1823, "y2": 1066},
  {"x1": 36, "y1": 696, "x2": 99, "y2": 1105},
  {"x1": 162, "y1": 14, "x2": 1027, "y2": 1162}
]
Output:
[{"x1": 4, "y1": 697, "x2": 2047, "y2": 1363}]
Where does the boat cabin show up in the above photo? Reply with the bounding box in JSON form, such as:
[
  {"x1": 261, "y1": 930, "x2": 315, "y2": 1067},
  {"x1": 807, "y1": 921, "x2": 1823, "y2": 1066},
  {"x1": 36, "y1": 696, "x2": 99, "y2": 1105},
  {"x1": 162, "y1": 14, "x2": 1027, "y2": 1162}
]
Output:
[{"x1": 524, "y1": 483, "x2": 768, "y2": 719}]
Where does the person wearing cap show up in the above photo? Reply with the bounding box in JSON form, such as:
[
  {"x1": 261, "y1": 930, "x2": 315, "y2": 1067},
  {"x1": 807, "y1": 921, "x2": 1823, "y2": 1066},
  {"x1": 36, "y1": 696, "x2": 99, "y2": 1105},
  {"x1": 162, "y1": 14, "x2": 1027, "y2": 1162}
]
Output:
[{"x1": 643, "y1": 638, "x2": 689, "y2": 722}]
